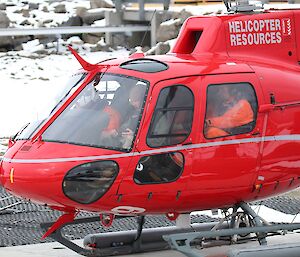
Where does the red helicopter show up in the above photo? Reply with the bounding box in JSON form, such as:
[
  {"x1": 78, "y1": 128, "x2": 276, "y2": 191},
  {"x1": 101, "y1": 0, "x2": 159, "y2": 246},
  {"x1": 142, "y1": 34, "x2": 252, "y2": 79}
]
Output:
[{"x1": 1, "y1": 1, "x2": 300, "y2": 256}]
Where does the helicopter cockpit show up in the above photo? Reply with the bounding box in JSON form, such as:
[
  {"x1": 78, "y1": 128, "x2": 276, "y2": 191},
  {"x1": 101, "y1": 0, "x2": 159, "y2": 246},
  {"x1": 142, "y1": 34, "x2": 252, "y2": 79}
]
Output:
[
  {"x1": 12, "y1": 72, "x2": 148, "y2": 152},
  {"x1": 12, "y1": 72, "x2": 87, "y2": 142},
  {"x1": 44, "y1": 73, "x2": 148, "y2": 151}
]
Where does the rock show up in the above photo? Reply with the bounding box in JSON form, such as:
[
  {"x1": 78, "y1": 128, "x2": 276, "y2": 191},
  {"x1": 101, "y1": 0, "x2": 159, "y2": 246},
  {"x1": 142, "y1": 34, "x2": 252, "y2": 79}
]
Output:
[
  {"x1": 42, "y1": 19, "x2": 53, "y2": 25},
  {"x1": 41, "y1": 5, "x2": 49, "y2": 12},
  {"x1": 0, "y1": 37, "x2": 13, "y2": 48},
  {"x1": 159, "y1": 11, "x2": 173, "y2": 23},
  {"x1": 13, "y1": 8, "x2": 22, "y2": 14},
  {"x1": 172, "y1": 9, "x2": 192, "y2": 24},
  {"x1": 156, "y1": 18, "x2": 181, "y2": 42},
  {"x1": 22, "y1": 39, "x2": 40, "y2": 52},
  {"x1": 62, "y1": 15, "x2": 83, "y2": 26},
  {"x1": 0, "y1": 3, "x2": 6, "y2": 10},
  {"x1": 28, "y1": 2, "x2": 39, "y2": 10},
  {"x1": 54, "y1": 4, "x2": 66, "y2": 14},
  {"x1": 90, "y1": 38, "x2": 113, "y2": 52},
  {"x1": 90, "y1": 0, "x2": 114, "y2": 9},
  {"x1": 14, "y1": 45, "x2": 23, "y2": 51},
  {"x1": 90, "y1": 44, "x2": 112, "y2": 52},
  {"x1": 67, "y1": 36, "x2": 84, "y2": 45},
  {"x1": 20, "y1": 19, "x2": 32, "y2": 26},
  {"x1": 0, "y1": 11, "x2": 10, "y2": 28},
  {"x1": 38, "y1": 77, "x2": 49, "y2": 81},
  {"x1": 129, "y1": 46, "x2": 150, "y2": 55},
  {"x1": 145, "y1": 42, "x2": 170, "y2": 55},
  {"x1": 82, "y1": 10, "x2": 105, "y2": 25},
  {"x1": 76, "y1": 7, "x2": 88, "y2": 18},
  {"x1": 35, "y1": 35, "x2": 57, "y2": 45},
  {"x1": 12, "y1": 35, "x2": 31, "y2": 46},
  {"x1": 82, "y1": 33, "x2": 104, "y2": 44},
  {"x1": 22, "y1": 9, "x2": 30, "y2": 18}
]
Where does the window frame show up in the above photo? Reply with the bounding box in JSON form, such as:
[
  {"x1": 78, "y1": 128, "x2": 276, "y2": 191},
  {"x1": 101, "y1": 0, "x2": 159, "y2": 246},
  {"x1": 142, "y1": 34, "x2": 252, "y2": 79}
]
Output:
[
  {"x1": 204, "y1": 82, "x2": 258, "y2": 140},
  {"x1": 146, "y1": 84, "x2": 195, "y2": 148}
]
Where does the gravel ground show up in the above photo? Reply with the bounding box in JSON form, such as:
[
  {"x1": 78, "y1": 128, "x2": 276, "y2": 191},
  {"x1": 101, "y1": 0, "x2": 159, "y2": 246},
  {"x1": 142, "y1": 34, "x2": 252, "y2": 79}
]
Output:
[
  {"x1": 0, "y1": 186, "x2": 218, "y2": 247},
  {"x1": 1, "y1": 185, "x2": 300, "y2": 247}
]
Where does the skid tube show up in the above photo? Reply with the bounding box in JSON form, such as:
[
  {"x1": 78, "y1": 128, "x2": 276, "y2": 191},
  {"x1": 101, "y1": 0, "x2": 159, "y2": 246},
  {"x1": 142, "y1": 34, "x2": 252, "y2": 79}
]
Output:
[
  {"x1": 163, "y1": 201, "x2": 300, "y2": 257},
  {"x1": 41, "y1": 215, "x2": 145, "y2": 257},
  {"x1": 40, "y1": 202, "x2": 299, "y2": 257},
  {"x1": 41, "y1": 214, "x2": 226, "y2": 257}
]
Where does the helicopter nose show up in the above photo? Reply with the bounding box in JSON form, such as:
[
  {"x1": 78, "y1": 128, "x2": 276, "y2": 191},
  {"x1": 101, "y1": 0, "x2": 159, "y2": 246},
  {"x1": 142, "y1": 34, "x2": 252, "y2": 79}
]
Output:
[
  {"x1": 0, "y1": 158, "x2": 4, "y2": 186},
  {"x1": 0, "y1": 156, "x2": 119, "y2": 210},
  {"x1": 0, "y1": 140, "x2": 121, "y2": 212}
]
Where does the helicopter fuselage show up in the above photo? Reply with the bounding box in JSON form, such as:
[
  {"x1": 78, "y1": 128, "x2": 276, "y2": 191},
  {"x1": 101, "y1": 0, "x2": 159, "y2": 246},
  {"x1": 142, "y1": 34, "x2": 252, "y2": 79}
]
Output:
[{"x1": 1, "y1": 9, "x2": 300, "y2": 217}]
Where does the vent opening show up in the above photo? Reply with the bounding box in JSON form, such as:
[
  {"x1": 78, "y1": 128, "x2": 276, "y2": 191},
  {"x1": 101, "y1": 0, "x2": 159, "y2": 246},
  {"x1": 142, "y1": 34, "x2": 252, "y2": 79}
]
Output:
[{"x1": 175, "y1": 30, "x2": 202, "y2": 54}]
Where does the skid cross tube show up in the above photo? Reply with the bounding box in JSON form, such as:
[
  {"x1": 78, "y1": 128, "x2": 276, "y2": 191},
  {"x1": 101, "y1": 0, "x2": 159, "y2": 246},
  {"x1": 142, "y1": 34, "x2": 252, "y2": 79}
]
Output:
[
  {"x1": 41, "y1": 216, "x2": 101, "y2": 256},
  {"x1": 41, "y1": 215, "x2": 145, "y2": 257},
  {"x1": 239, "y1": 202, "x2": 267, "y2": 245},
  {"x1": 163, "y1": 223, "x2": 300, "y2": 257}
]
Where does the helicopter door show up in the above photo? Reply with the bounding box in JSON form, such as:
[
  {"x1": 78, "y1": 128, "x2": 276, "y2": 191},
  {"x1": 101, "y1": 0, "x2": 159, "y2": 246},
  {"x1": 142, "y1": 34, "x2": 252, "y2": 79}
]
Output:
[
  {"x1": 116, "y1": 77, "x2": 198, "y2": 214},
  {"x1": 189, "y1": 73, "x2": 264, "y2": 191}
]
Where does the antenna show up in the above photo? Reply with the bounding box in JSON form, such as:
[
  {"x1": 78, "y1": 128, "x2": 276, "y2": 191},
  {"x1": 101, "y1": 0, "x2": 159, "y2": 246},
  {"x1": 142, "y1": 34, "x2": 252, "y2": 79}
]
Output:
[
  {"x1": 68, "y1": 45, "x2": 98, "y2": 71},
  {"x1": 223, "y1": 0, "x2": 264, "y2": 12},
  {"x1": 140, "y1": 9, "x2": 157, "y2": 48}
]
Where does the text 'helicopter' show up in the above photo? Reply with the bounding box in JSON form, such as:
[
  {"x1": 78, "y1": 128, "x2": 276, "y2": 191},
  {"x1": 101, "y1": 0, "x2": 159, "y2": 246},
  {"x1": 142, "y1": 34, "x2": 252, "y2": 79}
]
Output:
[{"x1": 1, "y1": 0, "x2": 300, "y2": 256}]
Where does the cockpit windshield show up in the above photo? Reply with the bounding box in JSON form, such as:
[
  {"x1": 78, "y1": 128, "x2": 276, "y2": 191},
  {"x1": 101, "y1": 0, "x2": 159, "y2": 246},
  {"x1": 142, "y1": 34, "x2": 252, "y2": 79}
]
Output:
[
  {"x1": 15, "y1": 73, "x2": 87, "y2": 140},
  {"x1": 42, "y1": 73, "x2": 149, "y2": 152}
]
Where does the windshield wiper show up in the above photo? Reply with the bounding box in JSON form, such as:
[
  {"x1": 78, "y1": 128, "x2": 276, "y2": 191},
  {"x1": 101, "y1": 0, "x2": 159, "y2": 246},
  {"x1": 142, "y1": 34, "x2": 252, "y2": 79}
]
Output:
[{"x1": 11, "y1": 122, "x2": 30, "y2": 141}]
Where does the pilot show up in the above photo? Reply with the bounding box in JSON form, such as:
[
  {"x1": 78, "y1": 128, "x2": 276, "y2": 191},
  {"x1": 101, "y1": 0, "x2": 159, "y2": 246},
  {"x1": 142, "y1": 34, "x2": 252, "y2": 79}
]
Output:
[
  {"x1": 100, "y1": 84, "x2": 145, "y2": 149},
  {"x1": 204, "y1": 85, "x2": 254, "y2": 138},
  {"x1": 120, "y1": 85, "x2": 145, "y2": 148}
]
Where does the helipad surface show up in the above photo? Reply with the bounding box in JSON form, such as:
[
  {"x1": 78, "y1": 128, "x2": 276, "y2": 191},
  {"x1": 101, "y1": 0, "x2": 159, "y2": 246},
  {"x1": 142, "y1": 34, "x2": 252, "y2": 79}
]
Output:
[{"x1": 2, "y1": 233, "x2": 300, "y2": 257}]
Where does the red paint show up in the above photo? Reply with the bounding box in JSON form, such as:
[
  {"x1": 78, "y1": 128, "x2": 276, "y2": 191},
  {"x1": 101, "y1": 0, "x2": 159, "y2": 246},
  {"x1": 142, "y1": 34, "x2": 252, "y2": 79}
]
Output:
[{"x1": 1, "y1": 9, "x2": 300, "y2": 220}]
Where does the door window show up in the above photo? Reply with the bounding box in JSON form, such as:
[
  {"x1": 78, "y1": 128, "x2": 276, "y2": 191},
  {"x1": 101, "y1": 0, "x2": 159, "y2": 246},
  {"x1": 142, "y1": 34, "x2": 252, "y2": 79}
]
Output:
[
  {"x1": 134, "y1": 152, "x2": 184, "y2": 184},
  {"x1": 147, "y1": 85, "x2": 194, "y2": 147},
  {"x1": 204, "y1": 83, "x2": 258, "y2": 139}
]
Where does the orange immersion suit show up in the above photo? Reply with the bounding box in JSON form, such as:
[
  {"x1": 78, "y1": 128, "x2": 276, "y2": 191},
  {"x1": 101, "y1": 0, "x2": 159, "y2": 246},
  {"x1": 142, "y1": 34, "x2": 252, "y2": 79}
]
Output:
[{"x1": 205, "y1": 99, "x2": 254, "y2": 138}]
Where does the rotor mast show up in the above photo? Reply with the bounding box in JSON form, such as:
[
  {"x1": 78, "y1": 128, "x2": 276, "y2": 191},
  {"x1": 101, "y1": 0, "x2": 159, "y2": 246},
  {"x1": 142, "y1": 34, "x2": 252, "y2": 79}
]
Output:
[{"x1": 223, "y1": 0, "x2": 264, "y2": 12}]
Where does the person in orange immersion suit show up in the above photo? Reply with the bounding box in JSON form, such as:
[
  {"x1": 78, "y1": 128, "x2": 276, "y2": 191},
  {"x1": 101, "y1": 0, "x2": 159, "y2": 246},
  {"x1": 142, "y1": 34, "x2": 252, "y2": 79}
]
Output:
[{"x1": 204, "y1": 85, "x2": 254, "y2": 139}]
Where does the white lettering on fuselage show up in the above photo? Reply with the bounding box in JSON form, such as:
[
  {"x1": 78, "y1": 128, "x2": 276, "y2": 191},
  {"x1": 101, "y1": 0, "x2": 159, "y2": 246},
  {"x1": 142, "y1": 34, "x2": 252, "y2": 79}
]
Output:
[
  {"x1": 111, "y1": 206, "x2": 146, "y2": 215},
  {"x1": 228, "y1": 18, "x2": 291, "y2": 47}
]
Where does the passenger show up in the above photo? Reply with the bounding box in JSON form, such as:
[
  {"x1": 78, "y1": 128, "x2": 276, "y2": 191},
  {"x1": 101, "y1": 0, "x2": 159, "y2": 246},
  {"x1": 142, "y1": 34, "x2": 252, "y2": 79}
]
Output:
[{"x1": 204, "y1": 86, "x2": 254, "y2": 138}]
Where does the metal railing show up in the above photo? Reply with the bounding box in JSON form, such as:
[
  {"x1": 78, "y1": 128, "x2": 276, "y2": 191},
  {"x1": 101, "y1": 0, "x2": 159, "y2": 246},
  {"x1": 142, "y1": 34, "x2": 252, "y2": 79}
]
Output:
[{"x1": 0, "y1": 25, "x2": 150, "y2": 37}]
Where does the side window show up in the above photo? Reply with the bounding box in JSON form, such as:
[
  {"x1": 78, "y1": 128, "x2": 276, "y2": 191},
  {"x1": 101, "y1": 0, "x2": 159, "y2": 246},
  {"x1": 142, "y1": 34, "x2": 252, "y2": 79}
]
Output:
[
  {"x1": 204, "y1": 83, "x2": 258, "y2": 139},
  {"x1": 147, "y1": 85, "x2": 194, "y2": 147},
  {"x1": 134, "y1": 152, "x2": 184, "y2": 184}
]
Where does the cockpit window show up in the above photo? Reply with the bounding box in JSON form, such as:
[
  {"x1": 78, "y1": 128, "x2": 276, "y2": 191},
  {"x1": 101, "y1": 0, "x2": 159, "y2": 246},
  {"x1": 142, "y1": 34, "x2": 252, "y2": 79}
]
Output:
[
  {"x1": 120, "y1": 59, "x2": 168, "y2": 73},
  {"x1": 15, "y1": 73, "x2": 87, "y2": 140},
  {"x1": 42, "y1": 73, "x2": 149, "y2": 152}
]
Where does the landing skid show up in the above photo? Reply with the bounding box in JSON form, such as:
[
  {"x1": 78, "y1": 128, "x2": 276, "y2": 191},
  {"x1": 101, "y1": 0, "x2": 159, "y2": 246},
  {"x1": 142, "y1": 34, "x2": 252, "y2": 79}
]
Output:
[
  {"x1": 164, "y1": 201, "x2": 300, "y2": 257},
  {"x1": 40, "y1": 202, "x2": 300, "y2": 257}
]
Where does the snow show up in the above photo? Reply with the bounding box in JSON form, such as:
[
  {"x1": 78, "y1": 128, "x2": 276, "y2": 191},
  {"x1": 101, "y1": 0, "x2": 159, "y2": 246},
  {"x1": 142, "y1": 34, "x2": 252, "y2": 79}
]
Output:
[
  {"x1": 0, "y1": 1, "x2": 246, "y2": 137},
  {"x1": 6, "y1": 1, "x2": 91, "y2": 28},
  {"x1": 193, "y1": 205, "x2": 300, "y2": 224},
  {"x1": 0, "y1": 1, "x2": 300, "y2": 138},
  {"x1": 0, "y1": 0, "x2": 300, "y2": 225},
  {"x1": 0, "y1": 48, "x2": 129, "y2": 138}
]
